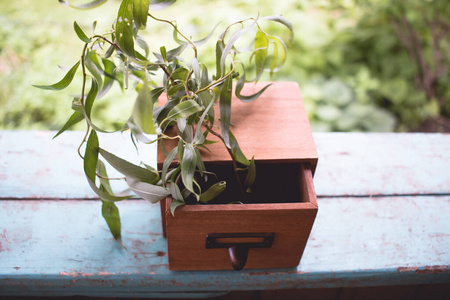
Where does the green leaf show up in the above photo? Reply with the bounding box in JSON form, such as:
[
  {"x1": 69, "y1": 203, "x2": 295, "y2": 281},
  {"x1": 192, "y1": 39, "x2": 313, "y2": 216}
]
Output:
[
  {"x1": 33, "y1": 61, "x2": 80, "y2": 91},
  {"x1": 84, "y1": 78, "x2": 115, "y2": 133},
  {"x1": 194, "y1": 94, "x2": 215, "y2": 144},
  {"x1": 84, "y1": 77, "x2": 98, "y2": 119},
  {"x1": 99, "y1": 148, "x2": 159, "y2": 184},
  {"x1": 166, "y1": 100, "x2": 202, "y2": 121},
  {"x1": 161, "y1": 147, "x2": 177, "y2": 186},
  {"x1": 255, "y1": 30, "x2": 268, "y2": 75},
  {"x1": 199, "y1": 181, "x2": 226, "y2": 203},
  {"x1": 136, "y1": 35, "x2": 150, "y2": 57},
  {"x1": 149, "y1": 0, "x2": 176, "y2": 10},
  {"x1": 229, "y1": 130, "x2": 250, "y2": 166},
  {"x1": 85, "y1": 51, "x2": 103, "y2": 92},
  {"x1": 102, "y1": 201, "x2": 122, "y2": 240},
  {"x1": 84, "y1": 134, "x2": 132, "y2": 202},
  {"x1": 133, "y1": 83, "x2": 156, "y2": 134},
  {"x1": 244, "y1": 156, "x2": 256, "y2": 187},
  {"x1": 160, "y1": 46, "x2": 167, "y2": 62},
  {"x1": 181, "y1": 143, "x2": 197, "y2": 193},
  {"x1": 220, "y1": 19, "x2": 257, "y2": 73},
  {"x1": 169, "y1": 182, "x2": 183, "y2": 201},
  {"x1": 133, "y1": 0, "x2": 150, "y2": 29},
  {"x1": 194, "y1": 147, "x2": 205, "y2": 177},
  {"x1": 126, "y1": 176, "x2": 170, "y2": 203},
  {"x1": 235, "y1": 63, "x2": 273, "y2": 102},
  {"x1": 171, "y1": 67, "x2": 189, "y2": 81},
  {"x1": 166, "y1": 44, "x2": 187, "y2": 61},
  {"x1": 170, "y1": 198, "x2": 185, "y2": 216},
  {"x1": 267, "y1": 35, "x2": 287, "y2": 72},
  {"x1": 215, "y1": 40, "x2": 224, "y2": 78},
  {"x1": 59, "y1": 0, "x2": 108, "y2": 10},
  {"x1": 116, "y1": 0, "x2": 135, "y2": 57},
  {"x1": 261, "y1": 15, "x2": 294, "y2": 41},
  {"x1": 97, "y1": 160, "x2": 114, "y2": 194},
  {"x1": 53, "y1": 111, "x2": 84, "y2": 139},
  {"x1": 84, "y1": 130, "x2": 99, "y2": 183},
  {"x1": 219, "y1": 76, "x2": 233, "y2": 148},
  {"x1": 74, "y1": 21, "x2": 91, "y2": 43}
]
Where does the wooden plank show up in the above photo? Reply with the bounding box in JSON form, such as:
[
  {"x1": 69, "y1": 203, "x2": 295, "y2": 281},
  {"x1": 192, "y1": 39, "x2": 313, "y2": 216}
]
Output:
[
  {"x1": 1, "y1": 132, "x2": 449, "y2": 199},
  {"x1": 313, "y1": 132, "x2": 450, "y2": 196},
  {"x1": 0, "y1": 131, "x2": 157, "y2": 199},
  {"x1": 1, "y1": 195, "x2": 449, "y2": 296}
]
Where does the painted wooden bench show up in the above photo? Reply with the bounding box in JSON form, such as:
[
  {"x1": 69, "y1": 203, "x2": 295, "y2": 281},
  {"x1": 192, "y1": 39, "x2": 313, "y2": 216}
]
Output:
[{"x1": 0, "y1": 131, "x2": 449, "y2": 298}]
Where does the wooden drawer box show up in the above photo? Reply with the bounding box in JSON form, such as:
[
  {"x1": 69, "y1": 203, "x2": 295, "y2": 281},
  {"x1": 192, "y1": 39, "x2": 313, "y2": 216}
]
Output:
[{"x1": 158, "y1": 82, "x2": 318, "y2": 270}]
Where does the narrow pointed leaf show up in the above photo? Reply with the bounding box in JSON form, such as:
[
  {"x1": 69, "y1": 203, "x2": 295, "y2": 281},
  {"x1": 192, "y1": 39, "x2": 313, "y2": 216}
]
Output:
[
  {"x1": 194, "y1": 96, "x2": 215, "y2": 144},
  {"x1": 74, "y1": 21, "x2": 92, "y2": 43},
  {"x1": 194, "y1": 148, "x2": 205, "y2": 177},
  {"x1": 255, "y1": 30, "x2": 268, "y2": 75},
  {"x1": 229, "y1": 130, "x2": 250, "y2": 166},
  {"x1": 84, "y1": 135, "x2": 132, "y2": 202},
  {"x1": 33, "y1": 61, "x2": 80, "y2": 91},
  {"x1": 199, "y1": 181, "x2": 226, "y2": 203},
  {"x1": 116, "y1": 0, "x2": 135, "y2": 57},
  {"x1": 170, "y1": 198, "x2": 185, "y2": 216},
  {"x1": 85, "y1": 51, "x2": 103, "y2": 92},
  {"x1": 236, "y1": 81, "x2": 272, "y2": 103},
  {"x1": 220, "y1": 19, "x2": 257, "y2": 73},
  {"x1": 261, "y1": 15, "x2": 294, "y2": 41},
  {"x1": 85, "y1": 77, "x2": 98, "y2": 119},
  {"x1": 99, "y1": 148, "x2": 159, "y2": 184},
  {"x1": 169, "y1": 182, "x2": 183, "y2": 201},
  {"x1": 97, "y1": 160, "x2": 114, "y2": 194},
  {"x1": 215, "y1": 40, "x2": 224, "y2": 78},
  {"x1": 84, "y1": 129, "x2": 99, "y2": 183},
  {"x1": 162, "y1": 147, "x2": 177, "y2": 186},
  {"x1": 244, "y1": 156, "x2": 256, "y2": 187},
  {"x1": 53, "y1": 111, "x2": 84, "y2": 139},
  {"x1": 133, "y1": 0, "x2": 150, "y2": 29},
  {"x1": 126, "y1": 176, "x2": 170, "y2": 203},
  {"x1": 136, "y1": 35, "x2": 150, "y2": 57},
  {"x1": 99, "y1": 59, "x2": 115, "y2": 97},
  {"x1": 181, "y1": 143, "x2": 197, "y2": 193},
  {"x1": 219, "y1": 76, "x2": 233, "y2": 148},
  {"x1": 166, "y1": 100, "x2": 202, "y2": 121},
  {"x1": 102, "y1": 201, "x2": 122, "y2": 240},
  {"x1": 193, "y1": 22, "x2": 221, "y2": 46},
  {"x1": 133, "y1": 83, "x2": 156, "y2": 134}
]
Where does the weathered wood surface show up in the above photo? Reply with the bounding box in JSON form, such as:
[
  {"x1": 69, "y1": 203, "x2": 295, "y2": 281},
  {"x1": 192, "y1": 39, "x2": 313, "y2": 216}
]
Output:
[
  {"x1": 1, "y1": 131, "x2": 449, "y2": 199},
  {"x1": 0, "y1": 131, "x2": 449, "y2": 297}
]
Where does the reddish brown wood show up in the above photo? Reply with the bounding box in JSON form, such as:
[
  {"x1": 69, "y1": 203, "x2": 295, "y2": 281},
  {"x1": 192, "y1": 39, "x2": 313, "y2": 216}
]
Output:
[
  {"x1": 164, "y1": 164, "x2": 318, "y2": 271},
  {"x1": 157, "y1": 81, "x2": 318, "y2": 172},
  {"x1": 158, "y1": 82, "x2": 318, "y2": 270}
]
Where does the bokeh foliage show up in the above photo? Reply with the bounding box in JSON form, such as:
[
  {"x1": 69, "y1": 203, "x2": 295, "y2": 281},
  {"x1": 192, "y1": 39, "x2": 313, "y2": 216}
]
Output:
[{"x1": 1, "y1": 0, "x2": 448, "y2": 131}]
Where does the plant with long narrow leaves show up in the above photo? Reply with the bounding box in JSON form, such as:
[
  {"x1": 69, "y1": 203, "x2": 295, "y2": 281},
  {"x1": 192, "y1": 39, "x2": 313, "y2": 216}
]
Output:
[{"x1": 35, "y1": 0, "x2": 293, "y2": 241}]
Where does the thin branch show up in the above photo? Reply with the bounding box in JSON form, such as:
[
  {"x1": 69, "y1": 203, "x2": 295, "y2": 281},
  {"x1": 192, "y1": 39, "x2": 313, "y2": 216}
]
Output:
[{"x1": 148, "y1": 13, "x2": 198, "y2": 58}]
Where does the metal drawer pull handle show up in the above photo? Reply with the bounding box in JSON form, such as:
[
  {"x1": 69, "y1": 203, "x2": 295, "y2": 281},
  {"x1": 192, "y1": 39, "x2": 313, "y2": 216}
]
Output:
[{"x1": 206, "y1": 233, "x2": 275, "y2": 270}]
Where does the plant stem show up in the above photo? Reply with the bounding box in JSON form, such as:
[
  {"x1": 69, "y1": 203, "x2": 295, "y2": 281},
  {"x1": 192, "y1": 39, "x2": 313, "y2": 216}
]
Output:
[{"x1": 148, "y1": 13, "x2": 198, "y2": 58}]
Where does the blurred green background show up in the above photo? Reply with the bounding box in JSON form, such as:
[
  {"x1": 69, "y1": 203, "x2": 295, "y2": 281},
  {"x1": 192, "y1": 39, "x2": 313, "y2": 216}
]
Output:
[{"x1": 1, "y1": 0, "x2": 449, "y2": 132}]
